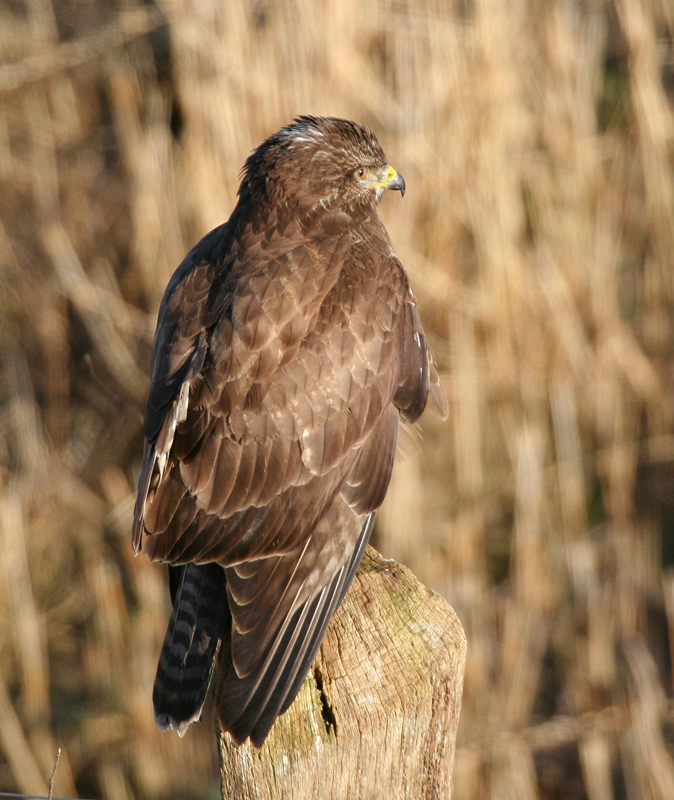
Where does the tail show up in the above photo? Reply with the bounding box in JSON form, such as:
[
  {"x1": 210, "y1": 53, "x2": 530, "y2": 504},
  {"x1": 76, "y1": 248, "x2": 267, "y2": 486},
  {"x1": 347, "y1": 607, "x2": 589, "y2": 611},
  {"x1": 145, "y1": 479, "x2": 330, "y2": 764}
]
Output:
[{"x1": 153, "y1": 562, "x2": 229, "y2": 735}]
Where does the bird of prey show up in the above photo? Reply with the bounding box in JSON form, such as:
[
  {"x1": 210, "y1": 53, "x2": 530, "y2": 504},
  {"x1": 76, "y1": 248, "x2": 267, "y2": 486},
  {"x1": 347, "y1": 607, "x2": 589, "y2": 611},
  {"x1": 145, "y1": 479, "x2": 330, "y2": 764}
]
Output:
[{"x1": 132, "y1": 115, "x2": 447, "y2": 748}]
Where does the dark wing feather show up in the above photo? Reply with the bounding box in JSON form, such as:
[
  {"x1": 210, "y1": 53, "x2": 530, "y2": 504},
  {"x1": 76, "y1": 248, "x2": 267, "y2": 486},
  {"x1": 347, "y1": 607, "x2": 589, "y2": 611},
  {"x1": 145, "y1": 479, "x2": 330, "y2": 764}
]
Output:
[
  {"x1": 216, "y1": 508, "x2": 375, "y2": 746},
  {"x1": 393, "y1": 287, "x2": 449, "y2": 422}
]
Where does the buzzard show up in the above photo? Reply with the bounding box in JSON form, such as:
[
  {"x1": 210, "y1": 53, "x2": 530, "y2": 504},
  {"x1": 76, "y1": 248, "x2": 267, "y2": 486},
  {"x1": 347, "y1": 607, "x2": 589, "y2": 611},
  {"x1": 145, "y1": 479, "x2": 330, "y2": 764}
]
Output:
[{"x1": 132, "y1": 116, "x2": 447, "y2": 747}]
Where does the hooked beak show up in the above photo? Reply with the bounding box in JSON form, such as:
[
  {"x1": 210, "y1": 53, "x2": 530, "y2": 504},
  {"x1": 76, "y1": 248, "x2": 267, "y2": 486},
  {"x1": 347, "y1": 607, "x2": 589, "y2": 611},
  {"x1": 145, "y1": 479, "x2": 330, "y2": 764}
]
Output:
[
  {"x1": 385, "y1": 165, "x2": 406, "y2": 196},
  {"x1": 374, "y1": 165, "x2": 406, "y2": 197}
]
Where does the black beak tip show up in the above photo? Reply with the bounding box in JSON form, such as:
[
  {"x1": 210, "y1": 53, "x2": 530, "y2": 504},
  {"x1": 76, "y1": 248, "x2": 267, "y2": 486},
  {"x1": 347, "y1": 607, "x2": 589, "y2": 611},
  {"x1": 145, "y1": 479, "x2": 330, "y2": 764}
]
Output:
[{"x1": 390, "y1": 172, "x2": 406, "y2": 197}]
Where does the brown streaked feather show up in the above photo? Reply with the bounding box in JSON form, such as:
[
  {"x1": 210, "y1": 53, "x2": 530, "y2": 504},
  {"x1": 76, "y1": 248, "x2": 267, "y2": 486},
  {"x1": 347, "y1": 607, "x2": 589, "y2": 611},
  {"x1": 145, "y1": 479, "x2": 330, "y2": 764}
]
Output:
[
  {"x1": 342, "y1": 403, "x2": 400, "y2": 514},
  {"x1": 144, "y1": 461, "x2": 188, "y2": 535},
  {"x1": 143, "y1": 465, "x2": 345, "y2": 567}
]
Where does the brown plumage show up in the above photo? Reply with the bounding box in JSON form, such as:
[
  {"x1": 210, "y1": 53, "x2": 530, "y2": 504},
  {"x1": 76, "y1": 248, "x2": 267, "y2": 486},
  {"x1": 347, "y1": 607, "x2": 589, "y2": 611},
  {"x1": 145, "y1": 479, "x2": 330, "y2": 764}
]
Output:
[{"x1": 132, "y1": 115, "x2": 447, "y2": 747}]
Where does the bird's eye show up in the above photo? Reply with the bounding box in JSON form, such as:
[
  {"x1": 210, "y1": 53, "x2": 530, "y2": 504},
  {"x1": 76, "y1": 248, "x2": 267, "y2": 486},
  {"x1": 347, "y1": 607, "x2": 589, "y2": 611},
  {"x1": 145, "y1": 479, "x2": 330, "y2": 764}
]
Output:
[{"x1": 356, "y1": 167, "x2": 368, "y2": 180}]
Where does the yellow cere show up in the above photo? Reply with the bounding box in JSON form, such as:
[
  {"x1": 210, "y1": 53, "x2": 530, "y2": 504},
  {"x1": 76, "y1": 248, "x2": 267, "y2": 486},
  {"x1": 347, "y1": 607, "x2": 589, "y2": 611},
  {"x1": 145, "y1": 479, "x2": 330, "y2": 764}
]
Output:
[{"x1": 373, "y1": 165, "x2": 399, "y2": 189}]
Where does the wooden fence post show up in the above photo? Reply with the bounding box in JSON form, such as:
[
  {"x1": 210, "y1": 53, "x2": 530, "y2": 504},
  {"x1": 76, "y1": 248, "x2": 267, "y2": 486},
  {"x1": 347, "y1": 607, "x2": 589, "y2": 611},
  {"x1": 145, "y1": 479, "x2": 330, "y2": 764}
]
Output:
[{"x1": 218, "y1": 546, "x2": 466, "y2": 799}]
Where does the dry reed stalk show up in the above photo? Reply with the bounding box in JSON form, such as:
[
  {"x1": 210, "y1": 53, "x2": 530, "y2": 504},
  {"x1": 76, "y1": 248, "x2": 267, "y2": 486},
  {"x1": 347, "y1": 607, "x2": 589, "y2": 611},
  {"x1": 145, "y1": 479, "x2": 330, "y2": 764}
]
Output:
[
  {"x1": 0, "y1": 483, "x2": 49, "y2": 722},
  {"x1": 623, "y1": 640, "x2": 674, "y2": 800},
  {"x1": 0, "y1": 7, "x2": 163, "y2": 94},
  {"x1": 107, "y1": 51, "x2": 185, "y2": 306},
  {"x1": 579, "y1": 729, "x2": 614, "y2": 800},
  {"x1": 0, "y1": 674, "x2": 49, "y2": 798},
  {"x1": 491, "y1": 733, "x2": 540, "y2": 800}
]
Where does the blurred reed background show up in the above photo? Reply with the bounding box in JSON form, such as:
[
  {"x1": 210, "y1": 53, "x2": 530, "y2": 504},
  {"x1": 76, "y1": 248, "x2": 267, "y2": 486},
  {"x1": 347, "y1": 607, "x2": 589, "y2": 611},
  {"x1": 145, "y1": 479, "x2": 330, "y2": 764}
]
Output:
[{"x1": 1, "y1": 0, "x2": 674, "y2": 797}]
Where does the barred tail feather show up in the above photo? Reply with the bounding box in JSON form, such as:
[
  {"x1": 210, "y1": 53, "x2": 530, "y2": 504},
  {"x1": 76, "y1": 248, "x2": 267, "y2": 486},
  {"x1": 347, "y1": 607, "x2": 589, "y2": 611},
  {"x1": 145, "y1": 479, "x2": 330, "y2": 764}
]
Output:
[{"x1": 153, "y1": 562, "x2": 229, "y2": 735}]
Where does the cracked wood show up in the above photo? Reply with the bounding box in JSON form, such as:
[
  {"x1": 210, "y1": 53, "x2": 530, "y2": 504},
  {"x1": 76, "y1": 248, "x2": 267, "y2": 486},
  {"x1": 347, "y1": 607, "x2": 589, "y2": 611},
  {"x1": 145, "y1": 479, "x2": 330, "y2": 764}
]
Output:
[{"x1": 218, "y1": 546, "x2": 466, "y2": 799}]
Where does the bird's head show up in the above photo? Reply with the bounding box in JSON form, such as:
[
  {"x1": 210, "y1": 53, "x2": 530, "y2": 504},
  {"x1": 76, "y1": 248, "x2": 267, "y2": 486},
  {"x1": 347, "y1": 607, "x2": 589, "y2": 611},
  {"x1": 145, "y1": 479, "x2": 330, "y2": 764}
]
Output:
[{"x1": 240, "y1": 116, "x2": 405, "y2": 214}]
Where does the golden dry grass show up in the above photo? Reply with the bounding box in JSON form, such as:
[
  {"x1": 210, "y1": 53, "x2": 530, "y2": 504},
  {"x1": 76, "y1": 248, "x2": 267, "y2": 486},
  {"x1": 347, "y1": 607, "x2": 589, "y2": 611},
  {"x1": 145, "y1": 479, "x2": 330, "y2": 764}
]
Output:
[{"x1": 1, "y1": 0, "x2": 674, "y2": 798}]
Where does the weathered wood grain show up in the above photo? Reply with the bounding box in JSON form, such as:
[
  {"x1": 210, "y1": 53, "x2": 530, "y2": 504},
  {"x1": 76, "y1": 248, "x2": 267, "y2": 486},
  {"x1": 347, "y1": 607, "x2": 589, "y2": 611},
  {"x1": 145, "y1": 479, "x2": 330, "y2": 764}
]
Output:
[{"x1": 218, "y1": 546, "x2": 466, "y2": 799}]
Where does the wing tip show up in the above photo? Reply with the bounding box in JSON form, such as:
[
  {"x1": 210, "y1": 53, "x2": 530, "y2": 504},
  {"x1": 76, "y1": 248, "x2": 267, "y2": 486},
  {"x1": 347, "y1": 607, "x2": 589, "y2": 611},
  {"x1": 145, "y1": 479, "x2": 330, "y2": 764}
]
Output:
[
  {"x1": 216, "y1": 704, "x2": 276, "y2": 749},
  {"x1": 131, "y1": 515, "x2": 143, "y2": 555}
]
